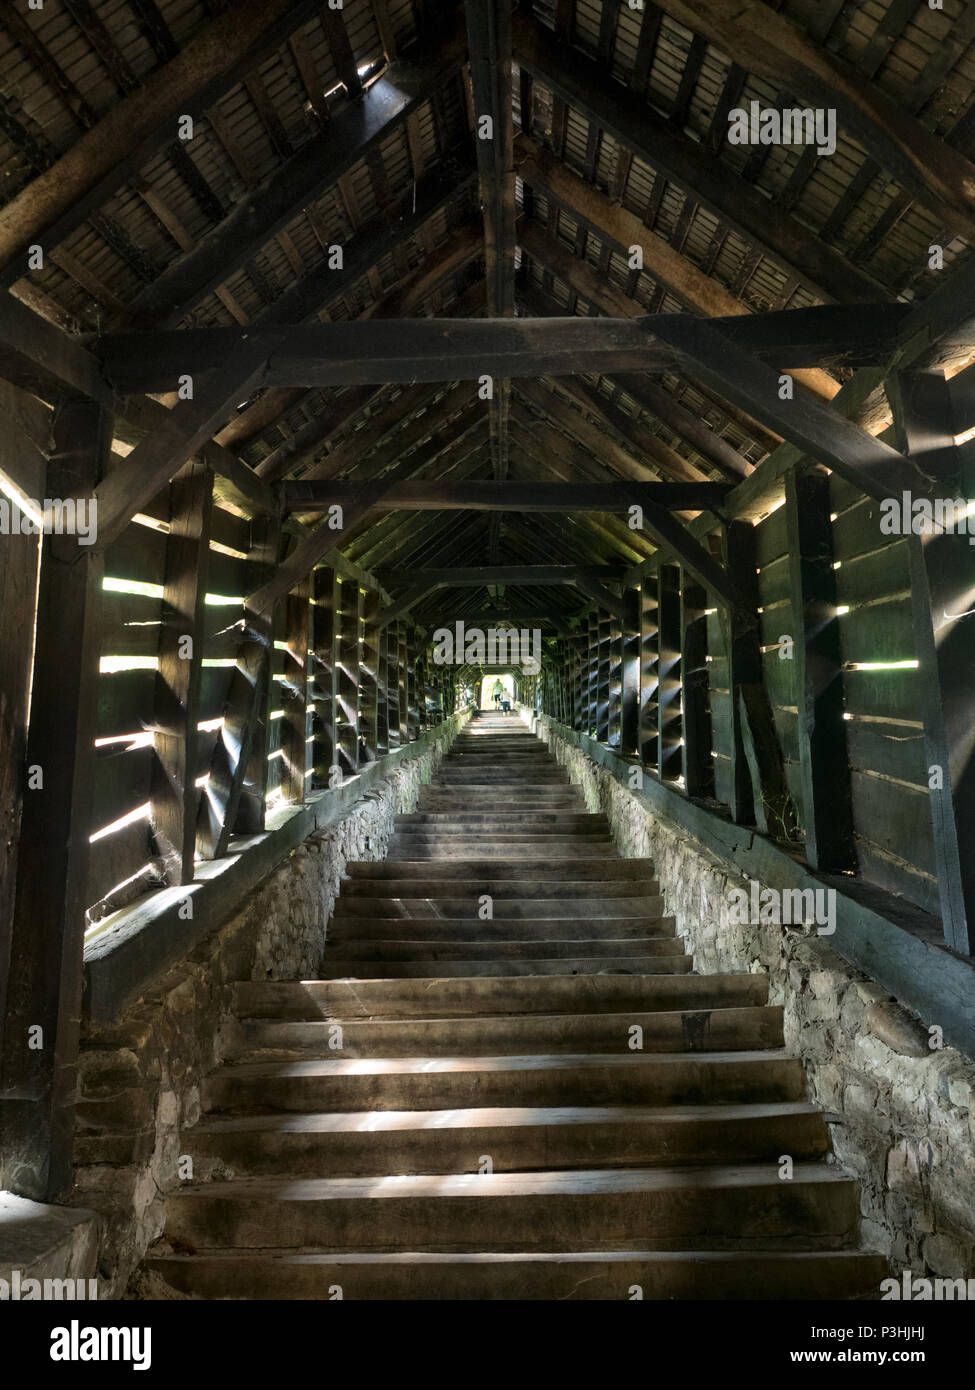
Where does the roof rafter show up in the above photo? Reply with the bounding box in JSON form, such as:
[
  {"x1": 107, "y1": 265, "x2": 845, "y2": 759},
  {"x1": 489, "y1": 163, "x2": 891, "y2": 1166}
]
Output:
[{"x1": 512, "y1": 13, "x2": 887, "y2": 304}]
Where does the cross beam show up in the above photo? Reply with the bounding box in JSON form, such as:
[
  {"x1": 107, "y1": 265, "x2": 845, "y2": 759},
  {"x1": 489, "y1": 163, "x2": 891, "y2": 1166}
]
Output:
[
  {"x1": 93, "y1": 307, "x2": 907, "y2": 393},
  {"x1": 281, "y1": 480, "x2": 732, "y2": 512}
]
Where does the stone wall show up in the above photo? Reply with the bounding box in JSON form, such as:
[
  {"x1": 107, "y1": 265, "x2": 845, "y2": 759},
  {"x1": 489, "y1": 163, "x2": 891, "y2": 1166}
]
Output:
[
  {"x1": 534, "y1": 714, "x2": 975, "y2": 1281},
  {"x1": 71, "y1": 719, "x2": 463, "y2": 1297}
]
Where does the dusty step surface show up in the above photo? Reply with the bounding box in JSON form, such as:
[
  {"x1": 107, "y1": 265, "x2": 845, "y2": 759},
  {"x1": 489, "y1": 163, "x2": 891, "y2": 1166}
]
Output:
[
  {"x1": 224, "y1": 1003, "x2": 781, "y2": 1059},
  {"x1": 202, "y1": 1050, "x2": 808, "y2": 1113},
  {"x1": 146, "y1": 1248, "x2": 887, "y2": 1300},
  {"x1": 144, "y1": 714, "x2": 884, "y2": 1299},
  {"x1": 233, "y1": 973, "x2": 769, "y2": 1019},
  {"x1": 181, "y1": 1100, "x2": 828, "y2": 1176},
  {"x1": 163, "y1": 1164, "x2": 862, "y2": 1252},
  {"x1": 331, "y1": 896, "x2": 666, "y2": 919},
  {"x1": 324, "y1": 917, "x2": 677, "y2": 942}
]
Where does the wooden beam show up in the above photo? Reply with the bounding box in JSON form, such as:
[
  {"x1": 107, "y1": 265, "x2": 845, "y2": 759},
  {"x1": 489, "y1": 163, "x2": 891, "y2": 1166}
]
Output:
[
  {"x1": 0, "y1": 293, "x2": 111, "y2": 404},
  {"x1": 0, "y1": 422, "x2": 44, "y2": 1119},
  {"x1": 96, "y1": 307, "x2": 903, "y2": 395},
  {"x1": 512, "y1": 15, "x2": 888, "y2": 304},
  {"x1": 518, "y1": 212, "x2": 844, "y2": 401},
  {"x1": 196, "y1": 513, "x2": 279, "y2": 859},
  {"x1": 150, "y1": 461, "x2": 214, "y2": 884},
  {"x1": 0, "y1": 0, "x2": 325, "y2": 284},
  {"x1": 650, "y1": 0, "x2": 975, "y2": 246},
  {"x1": 657, "y1": 565, "x2": 682, "y2": 780},
  {"x1": 282, "y1": 480, "x2": 732, "y2": 511},
  {"x1": 309, "y1": 567, "x2": 338, "y2": 787},
  {"x1": 378, "y1": 584, "x2": 443, "y2": 629},
  {"x1": 646, "y1": 315, "x2": 935, "y2": 504},
  {"x1": 280, "y1": 578, "x2": 311, "y2": 804},
  {"x1": 93, "y1": 341, "x2": 269, "y2": 548},
  {"x1": 574, "y1": 578, "x2": 625, "y2": 620},
  {"x1": 892, "y1": 394, "x2": 975, "y2": 955},
  {"x1": 466, "y1": 0, "x2": 517, "y2": 503},
  {"x1": 612, "y1": 374, "x2": 755, "y2": 480},
  {"x1": 681, "y1": 575, "x2": 714, "y2": 797},
  {"x1": 0, "y1": 398, "x2": 111, "y2": 1200},
  {"x1": 783, "y1": 465, "x2": 855, "y2": 871},
  {"x1": 376, "y1": 565, "x2": 625, "y2": 584},
  {"x1": 515, "y1": 376, "x2": 708, "y2": 484},
  {"x1": 114, "y1": 395, "x2": 275, "y2": 520},
  {"x1": 116, "y1": 39, "x2": 466, "y2": 327}
]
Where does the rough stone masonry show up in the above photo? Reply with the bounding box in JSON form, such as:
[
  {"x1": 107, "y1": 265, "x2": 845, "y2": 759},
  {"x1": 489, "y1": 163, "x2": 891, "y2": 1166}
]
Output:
[
  {"x1": 534, "y1": 713, "x2": 975, "y2": 1281},
  {"x1": 72, "y1": 720, "x2": 463, "y2": 1297}
]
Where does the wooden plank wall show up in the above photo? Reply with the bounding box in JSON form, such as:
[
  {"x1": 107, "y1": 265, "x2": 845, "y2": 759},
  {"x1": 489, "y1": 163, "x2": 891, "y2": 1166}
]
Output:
[
  {"x1": 544, "y1": 487, "x2": 938, "y2": 919},
  {"x1": 829, "y1": 475, "x2": 939, "y2": 913}
]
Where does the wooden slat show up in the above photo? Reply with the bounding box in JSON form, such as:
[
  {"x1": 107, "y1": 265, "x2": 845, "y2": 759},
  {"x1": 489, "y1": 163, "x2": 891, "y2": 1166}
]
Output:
[{"x1": 150, "y1": 462, "x2": 214, "y2": 884}]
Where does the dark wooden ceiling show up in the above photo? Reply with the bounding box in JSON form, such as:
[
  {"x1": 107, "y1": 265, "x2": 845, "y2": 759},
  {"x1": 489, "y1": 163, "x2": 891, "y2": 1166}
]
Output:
[{"x1": 3, "y1": 0, "x2": 975, "y2": 627}]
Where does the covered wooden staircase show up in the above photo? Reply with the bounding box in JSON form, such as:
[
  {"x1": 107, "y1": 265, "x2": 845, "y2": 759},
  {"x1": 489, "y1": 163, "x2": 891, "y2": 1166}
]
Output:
[{"x1": 145, "y1": 715, "x2": 886, "y2": 1299}]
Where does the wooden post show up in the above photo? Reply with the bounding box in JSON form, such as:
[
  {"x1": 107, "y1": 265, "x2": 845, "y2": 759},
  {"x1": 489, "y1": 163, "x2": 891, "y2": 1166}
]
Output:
[
  {"x1": 620, "y1": 586, "x2": 640, "y2": 756},
  {"x1": 397, "y1": 622, "x2": 409, "y2": 745},
  {"x1": 235, "y1": 512, "x2": 280, "y2": 833},
  {"x1": 0, "y1": 398, "x2": 111, "y2": 1200},
  {"x1": 681, "y1": 573, "x2": 714, "y2": 798},
  {"x1": 376, "y1": 616, "x2": 391, "y2": 756},
  {"x1": 335, "y1": 576, "x2": 359, "y2": 776},
  {"x1": 281, "y1": 576, "x2": 310, "y2": 804},
  {"x1": 784, "y1": 466, "x2": 855, "y2": 869},
  {"x1": 310, "y1": 566, "x2": 337, "y2": 787},
  {"x1": 892, "y1": 372, "x2": 975, "y2": 954},
  {"x1": 722, "y1": 519, "x2": 759, "y2": 824},
  {"x1": 359, "y1": 587, "x2": 380, "y2": 762},
  {"x1": 197, "y1": 510, "x2": 278, "y2": 856},
  {"x1": 0, "y1": 411, "x2": 44, "y2": 1088},
  {"x1": 657, "y1": 564, "x2": 683, "y2": 781},
  {"x1": 639, "y1": 579, "x2": 659, "y2": 771},
  {"x1": 597, "y1": 611, "x2": 611, "y2": 743},
  {"x1": 407, "y1": 628, "x2": 420, "y2": 739},
  {"x1": 151, "y1": 461, "x2": 214, "y2": 883}
]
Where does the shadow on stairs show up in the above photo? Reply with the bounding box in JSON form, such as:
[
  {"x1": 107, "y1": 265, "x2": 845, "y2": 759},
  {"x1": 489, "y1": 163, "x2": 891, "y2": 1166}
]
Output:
[{"x1": 142, "y1": 714, "x2": 886, "y2": 1299}]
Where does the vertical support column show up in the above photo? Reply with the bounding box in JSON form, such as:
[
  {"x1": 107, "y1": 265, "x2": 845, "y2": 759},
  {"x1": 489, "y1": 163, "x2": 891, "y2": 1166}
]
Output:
[
  {"x1": 893, "y1": 370, "x2": 975, "y2": 953},
  {"x1": 152, "y1": 461, "x2": 213, "y2": 882},
  {"x1": 723, "y1": 519, "x2": 759, "y2": 825},
  {"x1": 639, "y1": 579, "x2": 659, "y2": 771},
  {"x1": 358, "y1": 587, "x2": 379, "y2": 763},
  {"x1": 0, "y1": 428, "x2": 43, "y2": 1076},
  {"x1": 587, "y1": 613, "x2": 598, "y2": 735},
  {"x1": 415, "y1": 641, "x2": 428, "y2": 733},
  {"x1": 407, "y1": 629, "x2": 420, "y2": 739},
  {"x1": 397, "y1": 622, "x2": 409, "y2": 744},
  {"x1": 597, "y1": 611, "x2": 611, "y2": 743},
  {"x1": 607, "y1": 611, "x2": 623, "y2": 748},
  {"x1": 374, "y1": 607, "x2": 390, "y2": 758},
  {"x1": 335, "y1": 576, "x2": 359, "y2": 776},
  {"x1": 0, "y1": 398, "x2": 111, "y2": 1200},
  {"x1": 620, "y1": 586, "x2": 640, "y2": 757},
  {"x1": 657, "y1": 564, "x2": 683, "y2": 782},
  {"x1": 310, "y1": 566, "x2": 337, "y2": 787},
  {"x1": 233, "y1": 511, "x2": 280, "y2": 834},
  {"x1": 281, "y1": 576, "x2": 310, "y2": 804},
  {"x1": 784, "y1": 466, "x2": 855, "y2": 868},
  {"x1": 680, "y1": 574, "x2": 714, "y2": 798}
]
